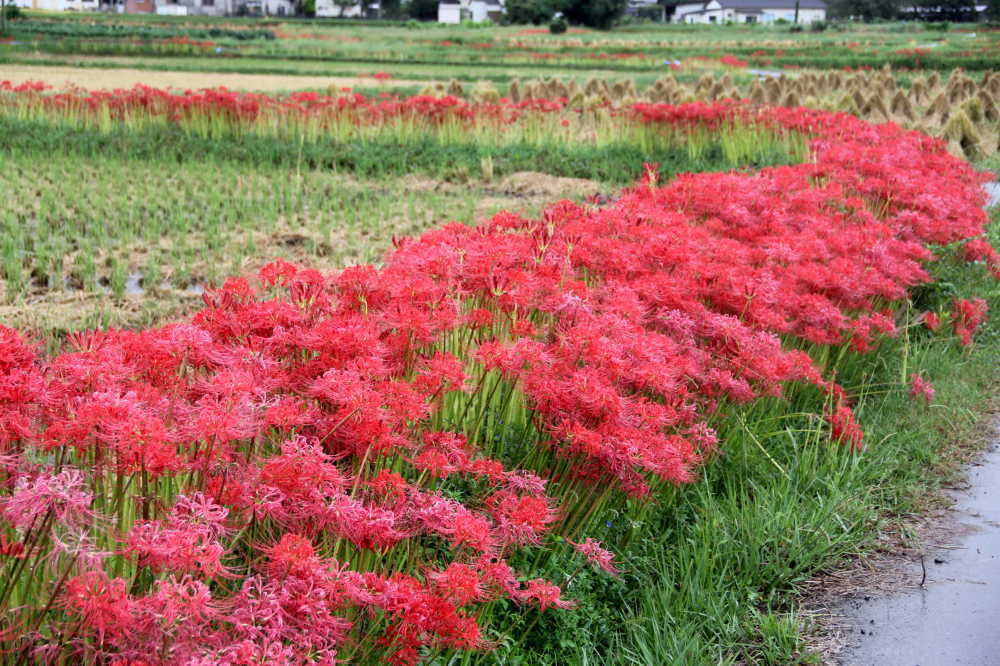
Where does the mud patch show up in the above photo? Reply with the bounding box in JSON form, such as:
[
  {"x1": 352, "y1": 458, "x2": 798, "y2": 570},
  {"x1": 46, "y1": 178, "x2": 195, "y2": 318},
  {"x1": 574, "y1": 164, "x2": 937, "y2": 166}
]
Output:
[
  {"x1": 495, "y1": 171, "x2": 603, "y2": 199},
  {"x1": 400, "y1": 172, "x2": 603, "y2": 200},
  {"x1": 396, "y1": 172, "x2": 605, "y2": 225}
]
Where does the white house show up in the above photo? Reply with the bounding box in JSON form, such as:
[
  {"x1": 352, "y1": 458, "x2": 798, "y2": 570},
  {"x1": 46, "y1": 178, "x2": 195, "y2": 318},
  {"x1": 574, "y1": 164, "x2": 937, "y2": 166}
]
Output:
[
  {"x1": 437, "y1": 0, "x2": 503, "y2": 24},
  {"x1": 14, "y1": 0, "x2": 98, "y2": 9},
  {"x1": 675, "y1": 0, "x2": 827, "y2": 24},
  {"x1": 260, "y1": 0, "x2": 297, "y2": 15},
  {"x1": 156, "y1": 0, "x2": 232, "y2": 17},
  {"x1": 672, "y1": 2, "x2": 708, "y2": 22},
  {"x1": 315, "y1": 0, "x2": 380, "y2": 17}
]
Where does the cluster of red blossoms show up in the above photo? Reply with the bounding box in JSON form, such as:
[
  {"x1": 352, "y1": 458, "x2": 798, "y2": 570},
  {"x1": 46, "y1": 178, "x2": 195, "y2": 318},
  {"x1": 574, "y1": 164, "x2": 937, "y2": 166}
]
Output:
[
  {"x1": 718, "y1": 55, "x2": 749, "y2": 68},
  {"x1": 0, "y1": 80, "x2": 746, "y2": 135},
  {"x1": 157, "y1": 36, "x2": 217, "y2": 49},
  {"x1": 0, "y1": 80, "x2": 565, "y2": 127},
  {"x1": 0, "y1": 100, "x2": 995, "y2": 664}
]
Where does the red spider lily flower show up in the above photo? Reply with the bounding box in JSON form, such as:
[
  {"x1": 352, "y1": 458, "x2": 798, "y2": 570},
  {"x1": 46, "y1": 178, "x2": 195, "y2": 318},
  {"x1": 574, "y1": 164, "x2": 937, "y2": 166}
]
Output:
[
  {"x1": 61, "y1": 571, "x2": 134, "y2": 643},
  {"x1": 368, "y1": 469, "x2": 410, "y2": 506},
  {"x1": 413, "y1": 352, "x2": 467, "y2": 396},
  {"x1": 258, "y1": 258, "x2": 298, "y2": 287},
  {"x1": 510, "y1": 318, "x2": 536, "y2": 337},
  {"x1": 567, "y1": 537, "x2": 621, "y2": 576},
  {"x1": 0, "y1": 533, "x2": 25, "y2": 559},
  {"x1": 124, "y1": 493, "x2": 232, "y2": 578},
  {"x1": 518, "y1": 578, "x2": 574, "y2": 611},
  {"x1": 0, "y1": 325, "x2": 36, "y2": 373},
  {"x1": 923, "y1": 311, "x2": 941, "y2": 331},
  {"x1": 959, "y1": 239, "x2": 1000, "y2": 279},
  {"x1": 487, "y1": 491, "x2": 557, "y2": 546},
  {"x1": 719, "y1": 55, "x2": 749, "y2": 68},
  {"x1": 952, "y1": 298, "x2": 988, "y2": 346},
  {"x1": 0, "y1": 87, "x2": 996, "y2": 662},
  {"x1": 909, "y1": 374, "x2": 935, "y2": 403},
  {"x1": 827, "y1": 404, "x2": 863, "y2": 450},
  {"x1": 0, "y1": 468, "x2": 93, "y2": 531},
  {"x1": 427, "y1": 563, "x2": 487, "y2": 606},
  {"x1": 466, "y1": 308, "x2": 494, "y2": 329},
  {"x1": 446, "y1": 506, "x2": 495, "y2": 553},
  {"x1": 262, "y1": 532, "x2": 321, "y2": 579},
  {"x1": 260, "y1": 436, "x2": 348, "y2": 498},
  {"x1": 101, "y1": 576, "x2": 222, "y2": 662}
]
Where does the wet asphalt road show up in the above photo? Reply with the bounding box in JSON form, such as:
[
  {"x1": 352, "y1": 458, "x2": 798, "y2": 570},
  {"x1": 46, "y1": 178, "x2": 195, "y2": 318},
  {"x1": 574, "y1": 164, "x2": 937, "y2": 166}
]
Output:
[
  {"x1": 986, "y1": 183, "x2": 999, "y2": 209},
  {"x1": 838, "y1": 438, "x2": 1000, "y2": 666}
]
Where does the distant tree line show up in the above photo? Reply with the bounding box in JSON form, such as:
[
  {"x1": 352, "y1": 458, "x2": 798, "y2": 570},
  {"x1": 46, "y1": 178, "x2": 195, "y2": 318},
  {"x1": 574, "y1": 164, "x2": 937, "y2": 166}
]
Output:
[
  {"x1": 827, "y1": 0, "x2": 998, "y2": 22},
  {"x1": 494, "y1": 0, "x2": 629, "y2": 29},
  {"x1": 330, "y1": 0, "x2": 1000, "y2": 24},
  {"x1": 327, "y1": 0, "x2": 632, "y2": 24}
]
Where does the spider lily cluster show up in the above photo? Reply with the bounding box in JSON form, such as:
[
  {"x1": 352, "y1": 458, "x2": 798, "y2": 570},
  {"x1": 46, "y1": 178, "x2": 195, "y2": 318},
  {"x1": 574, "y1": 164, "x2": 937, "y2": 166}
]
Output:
[
  {"x1": 0, "y1": 81, "x2": 795, "y2": 162},
  {"x1": 0, "y1": 98, "x2": 995, "y2": 664}
]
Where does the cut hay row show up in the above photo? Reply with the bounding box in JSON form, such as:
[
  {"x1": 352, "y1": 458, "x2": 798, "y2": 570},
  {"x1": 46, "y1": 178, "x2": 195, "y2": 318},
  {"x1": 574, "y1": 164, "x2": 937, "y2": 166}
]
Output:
[{"x1": 425, "y1": 66, "x2": 1000, "y2": 161}]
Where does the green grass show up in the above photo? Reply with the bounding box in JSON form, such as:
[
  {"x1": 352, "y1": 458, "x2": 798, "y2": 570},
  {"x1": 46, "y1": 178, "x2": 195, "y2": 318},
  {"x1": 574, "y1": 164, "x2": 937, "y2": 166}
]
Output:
[{"x1": 3, "y1": 12, "x2": 998, "y2": 84}]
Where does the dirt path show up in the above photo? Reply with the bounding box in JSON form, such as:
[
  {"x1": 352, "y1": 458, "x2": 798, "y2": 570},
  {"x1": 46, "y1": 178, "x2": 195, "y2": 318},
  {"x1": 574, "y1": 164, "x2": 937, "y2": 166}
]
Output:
[
  {"x1": 835, "y1": 429, "x2": 1000, "y2": 665},
  {"x1": 0, "y1": 63, "x2": 425, "y2": 92}
]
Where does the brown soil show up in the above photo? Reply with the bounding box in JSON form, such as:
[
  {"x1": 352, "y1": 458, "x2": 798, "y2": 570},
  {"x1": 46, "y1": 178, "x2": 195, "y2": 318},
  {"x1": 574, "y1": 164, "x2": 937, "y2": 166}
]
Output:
[
  {"x1": 494, "y1": 171, "x2": 604, "y2": 199},
  {"x1": 398, "y1": 172, "x2": 605, "y2": 223},
  {"x1": 401, "y1": 172, "x2": 604, "y2": 201}
]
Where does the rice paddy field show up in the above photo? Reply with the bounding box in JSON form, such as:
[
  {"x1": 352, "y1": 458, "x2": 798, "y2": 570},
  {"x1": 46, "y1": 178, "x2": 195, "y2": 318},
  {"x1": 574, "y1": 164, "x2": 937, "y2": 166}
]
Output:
[{"x1": 0, "y1": 10, "x2": 999, "y2": 666}]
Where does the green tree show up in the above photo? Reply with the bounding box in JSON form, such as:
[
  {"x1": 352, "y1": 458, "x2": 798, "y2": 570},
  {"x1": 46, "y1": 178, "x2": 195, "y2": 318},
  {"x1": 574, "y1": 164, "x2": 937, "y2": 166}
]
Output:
[
  {"x1": 988, "y1": 0, "x2": 1000, "y2": 20},
  {"x1": 563, "y1": 0, "x2": 627, "y2": 29},
  {"x1": 381, "y1": 0, "x2": 403, "y2": 18},
  {"x1": 0, "y1": 0, "x2": 19, "y2": 32},
  {"x1": 917, "y1": 0, "x2": 977, "y2": 21},
  {"x1": 506, "y1": 0, "x2": 561, "y2": 24},
  {"x1": 407, "y1": 0, "x2": 438, "y2": 20},
  {"x1": 827, "y1": 0, "x2": 901, "y2": 20}
]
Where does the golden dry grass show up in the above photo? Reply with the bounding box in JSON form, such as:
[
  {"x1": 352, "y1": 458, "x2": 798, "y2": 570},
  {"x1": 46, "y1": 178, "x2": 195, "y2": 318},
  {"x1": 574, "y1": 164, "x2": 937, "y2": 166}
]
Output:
[{"x1": 0, "y1": 63, "x2": 425, "y2": 92}]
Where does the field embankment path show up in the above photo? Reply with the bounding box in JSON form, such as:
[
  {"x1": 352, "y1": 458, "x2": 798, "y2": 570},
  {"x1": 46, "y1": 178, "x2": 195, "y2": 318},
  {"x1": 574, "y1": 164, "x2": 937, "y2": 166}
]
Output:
[{"x1": 0, "y1": 63, "x2": 423, "y2": 91}]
